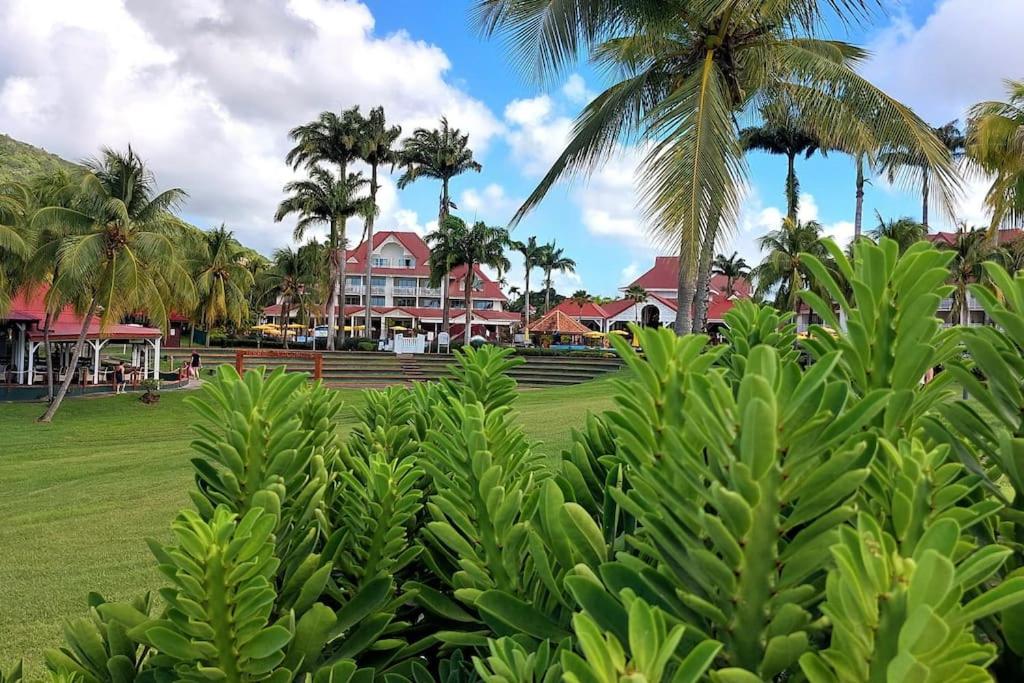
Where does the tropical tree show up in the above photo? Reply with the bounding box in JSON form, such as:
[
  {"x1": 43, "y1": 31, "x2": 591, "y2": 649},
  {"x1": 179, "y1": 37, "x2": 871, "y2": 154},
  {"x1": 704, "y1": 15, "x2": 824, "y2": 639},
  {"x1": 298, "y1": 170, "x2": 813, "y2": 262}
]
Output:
[
  {"x1": 1000, "y1": 236, "x2": 1024, "y2": 274},
  {"x1": 947, "y1": 225, "x2": 994, "y2": 326},
  {"x1": 868, "y1": 213, "x2": 927, "y2": 253},
  {"x1": 399, "y1": 117, "x2": 482, "y2": 332},
  {"x1": 752, "y1": 218, "x2": 828, "y2": 312},
  {"x1": 188, "y1": 225, "x2": 254, "y2": 341},
  {"x1": 274, "y1": 168, "x2": 372, "y2": 348},
  {"x1": 880, "y1": 120, "x2": 966, "y2": 227},
  {"x1": 625, "y1": 284, "x2": 647, "y2": 325},
  {"x1": 537, "y1": 241, "x2": 576, "y2": 313},
  {"x1": 31, "y1": 147, "x2": 195, "y2": 422},
  {"x1": 476, "y1": 0, "x2": 960, "y2": 335},
  {"x1": 285, "y1": 107, "x2": 363, "y2": 347},
  {"x1": 511, "y1": 235, "x2": 543, "y2": 329},
  {"x1": 740, "y1": 97, "x2": 827, "y2": 221},
  {"x1": 570, "y1": 289, "x2": 590, "y2": 307},
  {"x1": 260, "y1": 246, "x2": 316, "y2": 349},
  {"x1": 712, "y1": 251, "x2": 750, "y2": 297},
  {"x1": 0, "y1": 181, "x2": 30, "y2": 315},
  {"x1": 357, "y1": 107, "x2": 401, "y2": 339},
  {"x1": 968, "y1": 79, "x2": 1024, "y2": 233}
]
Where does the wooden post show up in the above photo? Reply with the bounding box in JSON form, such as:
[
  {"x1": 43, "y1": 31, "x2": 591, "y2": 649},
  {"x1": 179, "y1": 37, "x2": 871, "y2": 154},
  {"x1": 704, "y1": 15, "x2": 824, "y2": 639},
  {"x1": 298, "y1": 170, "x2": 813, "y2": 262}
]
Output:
[{"x1": 235, "y1": 349, "x2": 244, "y2": 376}]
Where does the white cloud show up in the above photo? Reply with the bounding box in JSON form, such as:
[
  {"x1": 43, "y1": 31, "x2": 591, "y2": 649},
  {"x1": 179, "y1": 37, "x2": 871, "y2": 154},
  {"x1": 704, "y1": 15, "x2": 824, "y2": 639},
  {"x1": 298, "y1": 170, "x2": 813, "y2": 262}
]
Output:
[
  {"x1": 619, "y1": 262, "x2": 640, "y2": 285},
  {"x1": 0, "y1": 0, "x2": 502, "y2": 254},
  {"x1": 458, "y1": 183, "x2": 519, "y2": 223},
  {"x1": 863, "y1": 0, "x2": 1024, "y2": 123},
  {"x1": 562, "y1": 74, "x2": 594, "y2": 104},
  {"x1": 503, "y1": 94, "x2": 574, "y2": 176},
  {"x1": 573, "y1": 146, "x2": 651, "y2": 245}
]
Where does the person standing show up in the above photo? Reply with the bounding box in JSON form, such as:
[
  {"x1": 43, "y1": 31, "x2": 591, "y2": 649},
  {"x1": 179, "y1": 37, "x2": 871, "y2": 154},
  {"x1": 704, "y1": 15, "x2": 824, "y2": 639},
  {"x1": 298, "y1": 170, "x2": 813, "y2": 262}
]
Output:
[
  {"x1": 114, "y1": 361, "x2": 126, "y2": 394},
  {"x1": 190, "y1": 350, "x2": 201, "y2": 379}
]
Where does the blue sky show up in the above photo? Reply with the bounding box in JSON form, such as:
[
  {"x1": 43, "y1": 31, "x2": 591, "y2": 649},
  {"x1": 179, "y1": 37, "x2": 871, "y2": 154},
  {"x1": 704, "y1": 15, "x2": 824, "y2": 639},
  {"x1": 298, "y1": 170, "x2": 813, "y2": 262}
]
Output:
[{"x1": 0, "y1": 0, "x2": 1021, "y2": 296}]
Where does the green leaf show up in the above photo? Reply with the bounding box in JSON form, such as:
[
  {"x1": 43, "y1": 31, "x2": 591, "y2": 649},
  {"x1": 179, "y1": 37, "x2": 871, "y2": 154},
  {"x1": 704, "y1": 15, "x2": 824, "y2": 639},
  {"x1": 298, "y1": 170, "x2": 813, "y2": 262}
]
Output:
[
  {"x1": 476, "y1": 590, "x2": 569, "y2": 640},
  {"x1": 239, "y1": 625, "x2": 292, "y2": 660}
]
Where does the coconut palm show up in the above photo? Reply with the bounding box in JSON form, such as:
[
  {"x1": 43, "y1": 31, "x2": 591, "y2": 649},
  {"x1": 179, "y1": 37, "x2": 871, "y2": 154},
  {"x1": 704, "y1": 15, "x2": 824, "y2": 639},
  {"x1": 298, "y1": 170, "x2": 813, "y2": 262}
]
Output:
[
  {"x1": 625, "y1": 284, "x2": 647, "y2": 325},
  {"x1": 274, "y1": 168, "x2": 373, "y2": 348},
  {"x1": 511, "y1": 236, "x2": 543, "y2": 329},
  {"x1": 285, "y1": 108, "x2": 363, "y2": 347},
  {"x1": 357, "y1": 107, "x2": 401, "y2": 339},
  {"x1": 740, "y1": 98, "x2": 828, "y2": 221},
  {"x1": 879, "y1": 120, "x2": 966, "y2": 228},
  {"x1": 398, "y1": 118, "x2": 482, "y2": 332},
  {"x1": 0, "y1": 181, "x2": 30, "y2": 315},
  {"x1": 712, "y1": 252, "x2": 751, "y2": 298},
  {"x1": 752, "y1": 219, "x2": 828, "y2": 313},
  {"x1": 476, "y1": 0, "x2": 960, "y2": 335},
  {"x1": 968, "y1": 80, "x2": 1024, "y2": 234},
  {"x1": 31, "y1": 147, "x2": 195, "y2": 422},
  {"x1": 947, "y1": 226, "x2": 994, "y2": 327},
  {"x1": 189, "y1": 224, "x2": 254, "y2": 339},
  {"x1": 538, "y1": 242, "x2": 576, "y2": 313},
  {"x1": 1000, "y1": 237, "x2": 1024, "y2": 275},
  {"x1": 571, "y1": 290, "x2": 590, "y2": 307},
  {"x1": 868, "y1": 213, "x2": 927, "y2": 254},
  {"x1": 260, "y1": 246, "x2": 316, "y2": 349}
]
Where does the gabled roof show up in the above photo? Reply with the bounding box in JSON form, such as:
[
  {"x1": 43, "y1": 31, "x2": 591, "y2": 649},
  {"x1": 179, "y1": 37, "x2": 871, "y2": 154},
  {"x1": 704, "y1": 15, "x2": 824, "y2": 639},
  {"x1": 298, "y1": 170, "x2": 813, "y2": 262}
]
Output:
[
  {"x1": 528, "y1": 309, "x2": 592, "y2": 335},
  {"x1": 345, "y1": 231, "x2": 432, "y2": 276},
  {"x1": 449, "y1": 264, "x2": 508, "y2": 301},
  {"x1": 5, "y1": 286, "x2": 162, "y2": 340},
  {"x1": 548, "y1": 299, "x2": 613, "y2": 319},
  {"x1": 628, "y1": 256, "x2": 680, "y2": 290},
  {"x1": 925, "y1": 228, "x2": 1022, "y2": 246}
]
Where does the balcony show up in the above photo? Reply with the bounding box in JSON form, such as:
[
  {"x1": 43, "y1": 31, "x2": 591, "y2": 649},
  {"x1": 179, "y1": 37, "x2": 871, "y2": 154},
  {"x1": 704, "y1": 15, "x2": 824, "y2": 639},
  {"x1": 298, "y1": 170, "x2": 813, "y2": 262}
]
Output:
[
  {"x1": 370, "y1": 286, "x2": 386, "y2": 295},
  {"x1": 393, "y1": 286, "x2": 417, "y2": 296},
  {"x1": 418, "y1": 287, "x2": 441, "y2": 296},
  {"x1": 371, "y1": 257, "x2": 417, "y2": 269},
  {"x1": 347, "y1": 285, "x2": 366, "y2": 295}
]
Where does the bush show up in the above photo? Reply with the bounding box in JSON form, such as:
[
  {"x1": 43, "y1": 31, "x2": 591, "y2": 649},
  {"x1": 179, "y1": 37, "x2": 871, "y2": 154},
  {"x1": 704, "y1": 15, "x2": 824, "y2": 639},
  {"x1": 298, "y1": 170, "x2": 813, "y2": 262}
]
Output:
[{"x1": 17, "y1": 238, "x2": 1024, "y2": 681}]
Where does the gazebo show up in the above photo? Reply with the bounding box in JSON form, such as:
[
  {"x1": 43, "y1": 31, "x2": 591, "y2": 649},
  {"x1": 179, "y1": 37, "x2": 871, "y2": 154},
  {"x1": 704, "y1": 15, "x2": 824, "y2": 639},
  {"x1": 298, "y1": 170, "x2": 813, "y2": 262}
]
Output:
[{"x1": 527, "y1": 309, "x2": 592, "y2": 346}]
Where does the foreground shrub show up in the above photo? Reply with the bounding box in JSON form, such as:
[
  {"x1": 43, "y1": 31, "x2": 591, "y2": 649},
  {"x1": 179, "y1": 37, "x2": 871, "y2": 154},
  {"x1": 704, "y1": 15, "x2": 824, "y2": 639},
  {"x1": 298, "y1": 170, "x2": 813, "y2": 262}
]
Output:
[{"x1": 17, "y1": 237, "x2": 1024, "y2": 681}]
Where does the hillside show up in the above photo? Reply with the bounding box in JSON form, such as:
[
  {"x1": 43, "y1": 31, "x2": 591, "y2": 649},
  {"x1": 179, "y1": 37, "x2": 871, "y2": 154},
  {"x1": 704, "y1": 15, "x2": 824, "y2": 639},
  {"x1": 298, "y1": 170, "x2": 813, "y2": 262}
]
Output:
[{"x1": 0, "y1": 133, "x2": 79, "y2": 183}]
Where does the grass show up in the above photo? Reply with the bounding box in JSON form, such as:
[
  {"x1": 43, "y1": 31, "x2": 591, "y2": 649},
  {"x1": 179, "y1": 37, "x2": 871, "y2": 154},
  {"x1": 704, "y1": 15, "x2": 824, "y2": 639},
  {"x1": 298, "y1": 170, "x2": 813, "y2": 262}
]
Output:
[{"x1": 0, "y1": 376, "x2": 619, "y2": 673}]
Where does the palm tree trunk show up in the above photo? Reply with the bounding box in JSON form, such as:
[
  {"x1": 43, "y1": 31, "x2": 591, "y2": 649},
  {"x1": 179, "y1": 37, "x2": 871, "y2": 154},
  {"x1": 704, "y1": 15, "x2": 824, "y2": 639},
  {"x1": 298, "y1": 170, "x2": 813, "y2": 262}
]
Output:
[
  {"x1": 440, "y1": 178, "x2": 451, "y2": 335},
  {"x1": 523, "y1": 269, "x2": 531, "y2": 330},
  {"x1": 42, "y1": 310, "x2": 54, "y2": 402},
  {"x1": 339, "y1": 246, "x2": 349, "y2": 344},
  {"x1": 325, "y1": 220, "x2": 339, "y2": 351},
  {"x1": 960, "y1": 289, "x2": 970, "y2": 327},
  {"x1": 365, "y1": 164, "x2": 378, "y2": 340},
  {"x1": 922, "y1": 169, "x2": 930, "y2": 228},
  {"x1": 854, "y1": 154, "x2": 865, "y2": 239},
  {"x1": 283, "y1": 301, "x2": 290, "y2": 349},
  {"x1": 673, "y1": 249, "x2": 694, "y2": 335},
  {"x1": 544, "y1": 270, "x2": 552, "y2": 312},
  {"x1": 786, "y1": 151, "x2": 798, "y2": 222},
  {"x1": 464, "y1": 265, "x2": 473, "y2": 340},
  {"x1": 39, "y1": 300, "x2": 96, "y2": 423},
  {"x1": 691, "y1": 214, "x2": 719, "y2": 333}
]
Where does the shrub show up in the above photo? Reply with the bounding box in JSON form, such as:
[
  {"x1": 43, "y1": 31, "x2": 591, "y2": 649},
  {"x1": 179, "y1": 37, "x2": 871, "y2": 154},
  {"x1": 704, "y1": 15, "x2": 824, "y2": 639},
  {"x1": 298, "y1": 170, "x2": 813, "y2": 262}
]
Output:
[{"x1": 16, "y1": 237, "x2": 1024, "y2": 681}]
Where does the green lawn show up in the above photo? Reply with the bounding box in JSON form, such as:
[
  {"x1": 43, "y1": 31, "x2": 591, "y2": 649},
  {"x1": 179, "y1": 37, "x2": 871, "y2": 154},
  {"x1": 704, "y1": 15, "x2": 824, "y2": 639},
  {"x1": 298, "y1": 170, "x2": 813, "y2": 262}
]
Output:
[{"x1": 0, "y1": 378, "x2": 618, "y2": 674}]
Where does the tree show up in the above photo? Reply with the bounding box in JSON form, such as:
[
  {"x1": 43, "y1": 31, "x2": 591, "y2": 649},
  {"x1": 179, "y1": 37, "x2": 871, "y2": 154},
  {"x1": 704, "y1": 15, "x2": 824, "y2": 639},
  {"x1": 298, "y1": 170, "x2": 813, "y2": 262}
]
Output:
[
  {"x1": 752, "y1": 219, "x2": 828, "y2": 313},
  {"x1": 740, "y1": 98, "x2": 827, "y2": 221},
  {"x1": 571, "y1": 289, "x2": 590, "y2": 307},
  {"x1": 274, "y1": 168, "x2": 372, "y2": 348},
  {"x1": 712, "y1": 251, "x2": 750, "y2": 298},
  {"x1": 625, "y1": 284, "x2": 647, "y2": 325},
  {"x1": 357, "y1": 107, "x2": 401, "y2": 340},
  {"x1": 399, "y1": 118, "x2": 482, "y2": 332},
  {"x1": 477, "y1": 0, "x2": 960, "y2": 335},
  {"x1": 868, "y1": 213, "x2": 927, "y2": 254},
  {"x1": 188, "y1": 225, "x2": 254, "y2": 340},
  {"x1": 32, "y1": 147, "x2": 195, "y2": 422},
  {"x1": 968, "y1": 80, "x2": 1024, "y2": 234},
  {"x1": 285, "y1": 107, "x2": 363, "y2": 348},
  {"x1": 947, "y1": 225, "x2": 993, "y2": 327},
  {"x1": 537, "y1": 241, "x2": 576, "y2": 313},
  {"x1": 0, "y1": 181, "x2": 30, "y2": 315},
  {"x1": 880, "y1": 120, "x2": 966, "y2": 227},
  {"x1": 510, "y1": 236, "x2": 543, "y2": 329},
  {"x1": 260, "y1": 246, "x2": 316, "y2": 349}
]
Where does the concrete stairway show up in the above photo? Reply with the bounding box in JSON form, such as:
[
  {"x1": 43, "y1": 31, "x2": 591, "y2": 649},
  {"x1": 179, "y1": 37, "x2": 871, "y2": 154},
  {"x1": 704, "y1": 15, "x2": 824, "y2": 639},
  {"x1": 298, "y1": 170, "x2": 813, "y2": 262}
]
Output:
[{"x1": 167, "y1": 349, "x2": 622, "y2": 388}]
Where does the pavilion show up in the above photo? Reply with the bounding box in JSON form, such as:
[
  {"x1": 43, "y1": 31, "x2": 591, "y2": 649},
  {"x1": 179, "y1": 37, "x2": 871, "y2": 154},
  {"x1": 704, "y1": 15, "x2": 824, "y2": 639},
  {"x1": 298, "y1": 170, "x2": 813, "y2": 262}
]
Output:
[{"x1": 1, "y1": 287, "x2": 164, "y2": 387}]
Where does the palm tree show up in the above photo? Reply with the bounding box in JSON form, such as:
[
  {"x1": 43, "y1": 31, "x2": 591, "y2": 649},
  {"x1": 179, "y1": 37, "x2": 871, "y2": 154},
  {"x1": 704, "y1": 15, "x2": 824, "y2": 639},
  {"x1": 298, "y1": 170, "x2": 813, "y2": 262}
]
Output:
[
  {"x1": 1000, "y1": 237, "x2": 1024, "y2": 275},
  {"x1": 880, "y1": 120, "x2": 966, "y2": 228},
  {"x1": 868, "y1": 213, "x2": 927, "y2": 254},
  {"x1": 189, "y1": 225, "x2": 254, "y2": 340},
  {"x1": 399, "y1": 118, "x2": 482, "y2": 333},
  {"x1": 31, "y1": 147, "x2": 194, "y2": 422},
  {"x1": 285, "y1": 107, "x2": 363, "y2": 347},
  {"x1": 476, "y1": 0, "x2": 960, "y2": 335},
  {"x1": 625, "y1": 284, "x2": 647, "y2": 326},
  {"x1": 948, "y1": 226, "x2": 993, "y2": 327},
  {"x1": 740, "y1": 98, "x2": 828, "y2": 221},
  {"x1": 752, "y1": 219, "x2": 828, "y2": 313},
  {"x1": 511, "y1": 236, "x2": 543, "y2": 329},
  {"x1": 537, "y1": 242, "x2": 576, "y2": 313},
  {"x1": 0, "y1": 182, "x2": 30, "y2": 315},
  {"x1": 274, "y1": 168, "x2": 372, "y2": 348},
  {"x1": 260, "y1": 246, "x2": 315, "y2": 349},
  {"x1": 712, "y1": 252, "x2": 750, "y2": 298},
  {"x1": 571, "y1": 290, "x2": 590, "y2": 307},
  {"x1": 968, "y1": 80, "x2": 1024, "y2": 234},
  {"x1": 357, "y1": 107, "x2": 401, "y2": 340}
]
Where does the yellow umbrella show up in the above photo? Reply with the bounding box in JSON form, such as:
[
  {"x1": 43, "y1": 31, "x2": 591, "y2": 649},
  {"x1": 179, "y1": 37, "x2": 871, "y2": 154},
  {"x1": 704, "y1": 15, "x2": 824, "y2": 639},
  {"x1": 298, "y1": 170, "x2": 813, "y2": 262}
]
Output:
[
  {"x1": 390, "y1": 325, "x2": 410, "y2": 331},
  {"x1": 343, "y1": 325, "x2": 365, "y2": 332},
  {"x1": 584, "y1": 331, "x2": 605, "y2": 339},
  {"x1": 609, "y1": 329, "x2": 629, "y2": 336}
]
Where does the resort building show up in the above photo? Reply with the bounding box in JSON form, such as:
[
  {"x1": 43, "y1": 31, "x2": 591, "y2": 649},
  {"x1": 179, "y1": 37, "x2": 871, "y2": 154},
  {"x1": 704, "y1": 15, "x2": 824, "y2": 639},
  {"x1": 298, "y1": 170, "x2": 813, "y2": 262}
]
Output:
[
  {"x1": 262, "y1": 230, "x2": 520, "y2": 340},
  {"x1": 546, "y1": 256, "x2": 751, "y2": 333}
]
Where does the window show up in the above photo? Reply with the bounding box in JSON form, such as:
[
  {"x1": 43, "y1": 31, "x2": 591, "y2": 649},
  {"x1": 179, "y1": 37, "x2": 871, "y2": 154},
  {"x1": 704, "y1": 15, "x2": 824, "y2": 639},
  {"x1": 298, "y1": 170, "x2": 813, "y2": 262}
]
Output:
[
  {"x1": 372, "y1": 257, "x2": 390, "y2": 267},
  {"x1": 394, "y1": 297, "x2": 416, "y2": 307},
  {"x1": 344, "y1": 296, "x2": 360, "y2": 305},
  {"x1": 370, "y1": 296, "x2": 386, "y2": 306},
  {"x1": 451, "y1": 300, "x2": 465, "y2": 308},
  {"x1": 370, "y1": 276, "x2": 387, "y2": 287},
  {"x1": 346, "y1": 276, "x2": 363, "y2": 286},
  {"x1": 400, "y1": 257, "x2": 416, "y2": 268},
  {"x1": 396, "y1": 277, "x2": 417, "y2": 289},
  {"x1": 473, "y1": 300, "x2": 495, "y2": 310},
  {"x1": 421, "y1": 298, "x2": 441, "y2": 308}
]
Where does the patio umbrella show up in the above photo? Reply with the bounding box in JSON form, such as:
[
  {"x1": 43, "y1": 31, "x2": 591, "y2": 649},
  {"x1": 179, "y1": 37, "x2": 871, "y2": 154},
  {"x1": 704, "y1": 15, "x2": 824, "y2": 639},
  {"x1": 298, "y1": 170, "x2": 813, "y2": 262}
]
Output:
[
  {"x1": 390, "y1": 325, "x2": 410, "y2": 331},
  {"x1": 584, "y1": 331, "x2": 605, "y2": 338},
  {"x1": 609, "y1": 329, "x2": 630, "y2": 336},
  {"x1": 343, "y1": 325, "x2": 365, "y2": 332}
]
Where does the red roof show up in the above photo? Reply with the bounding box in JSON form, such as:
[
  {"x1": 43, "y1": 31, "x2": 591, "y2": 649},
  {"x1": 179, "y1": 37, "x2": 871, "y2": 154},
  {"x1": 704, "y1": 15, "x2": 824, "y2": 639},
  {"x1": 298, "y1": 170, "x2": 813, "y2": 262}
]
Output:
[
  {"x1": 345, "y1": 231, "x2": 433, "y2": 276},
  {"x1": 528, "y1": 309, "x2": 592, "y2": 335},
  {"x1": 6, "y1": 287, "x2": 161, "y2": 340},
  {"x1": 449, "y1": 264, "x2": 508, "y2": 302},
  {"x1": 925, "y1": 228, "x2": 1022, "y2": 246},
  {"x1": 548, "y1": 299, "x2": 614, "y2": 319},
  {"x1": 629, "y1": 256, "x2": 680, "y2": 290},
  {"x1": 600, "y1": 298, "x2": 636, "y2": 317}
]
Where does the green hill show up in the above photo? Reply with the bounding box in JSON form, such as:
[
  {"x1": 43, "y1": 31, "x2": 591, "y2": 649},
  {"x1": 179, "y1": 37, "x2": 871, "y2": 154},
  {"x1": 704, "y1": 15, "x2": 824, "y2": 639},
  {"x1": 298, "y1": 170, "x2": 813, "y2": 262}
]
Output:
[{"x1": 0, "y1": 133, "x2": 79, "y2": 183}]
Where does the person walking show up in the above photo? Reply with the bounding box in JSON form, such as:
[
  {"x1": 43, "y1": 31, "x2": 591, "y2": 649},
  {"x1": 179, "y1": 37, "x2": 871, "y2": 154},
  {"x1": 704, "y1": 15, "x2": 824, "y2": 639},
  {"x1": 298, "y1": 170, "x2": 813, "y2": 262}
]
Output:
[{"x1": 189, "y1": 350, "x2": 202, "y2": 379}]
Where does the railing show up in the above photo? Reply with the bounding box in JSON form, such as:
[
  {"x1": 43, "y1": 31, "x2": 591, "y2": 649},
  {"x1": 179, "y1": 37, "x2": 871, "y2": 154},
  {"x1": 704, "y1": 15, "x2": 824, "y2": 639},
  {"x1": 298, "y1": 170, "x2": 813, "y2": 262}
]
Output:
[
  {"x1": 393, "y1": 286, "x2": 417, "y2": 296},
  {"x1": 938, "y1": 295, "x2": 982, "y2": 311},
  {"x1": 347, "y1": 285, "x2": 366, "y2": 294},
  {"x1": 370, "y1": 286, "x2": 386, "y2": 295},
  {"x1": 418, "y1": 287, "x2": 441, "y2": 296}
]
